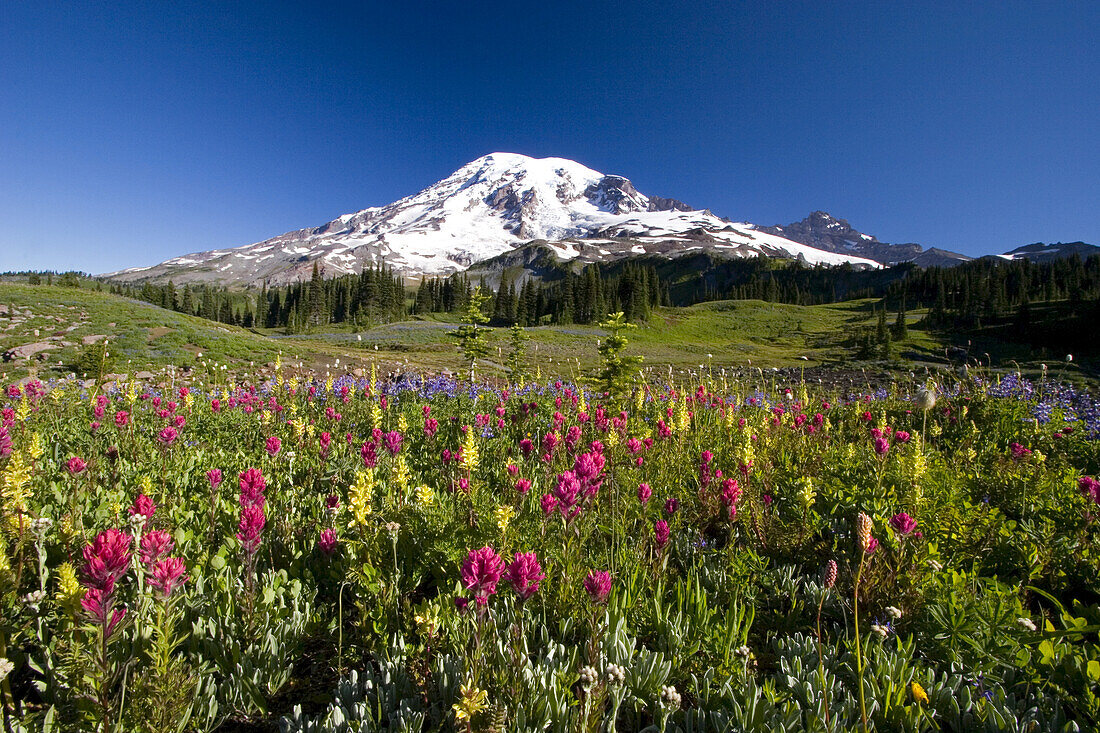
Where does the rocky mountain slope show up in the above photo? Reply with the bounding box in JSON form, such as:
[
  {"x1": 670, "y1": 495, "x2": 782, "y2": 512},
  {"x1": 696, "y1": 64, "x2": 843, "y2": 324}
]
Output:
[
  {"x1": 103, "y1": 154, "x2": 881, "y2": 286},
  {"x1": 761, "y1": 211, "x2": 972, "y2": 268}
]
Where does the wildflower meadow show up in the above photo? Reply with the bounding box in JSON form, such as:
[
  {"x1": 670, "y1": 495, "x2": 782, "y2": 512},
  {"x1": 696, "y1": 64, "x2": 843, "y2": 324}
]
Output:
[{"x1": 1, "y1": 355, "x2": 1100, "y2": 732}]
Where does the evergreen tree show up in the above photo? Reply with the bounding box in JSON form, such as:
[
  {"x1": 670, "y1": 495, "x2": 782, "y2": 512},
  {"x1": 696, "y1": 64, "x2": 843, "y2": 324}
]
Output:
[
  {"x1": 893, "y1": 295, "x2": 908, "y2": 340},
  {"x1": 450, "y1": 286, "x2": 492, "y2": 382},
  {"x1": 506, "y1": 324, "x2": 529, "y2": 385},
  {"x1": 593, "y1": 312, "x2": 643, "y2": 402}
]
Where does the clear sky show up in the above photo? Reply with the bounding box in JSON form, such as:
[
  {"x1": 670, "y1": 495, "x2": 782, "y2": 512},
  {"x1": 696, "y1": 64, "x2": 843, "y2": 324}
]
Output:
[{"x1": 1, "y1": 1, "x2": 1097, "y2": 273}]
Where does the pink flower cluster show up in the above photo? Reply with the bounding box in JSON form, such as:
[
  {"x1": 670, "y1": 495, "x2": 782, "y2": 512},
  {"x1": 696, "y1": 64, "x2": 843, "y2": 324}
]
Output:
[
  {"x1": 506, "y1": 552, "x2": 545, "y2": 601},
  {"x1": 870, "y1": 426, "x2": 910, "y2": 456},
  {"x1": 236, "y1": 468, "x2": 267, "y2": 556},
  {"x1": 1079, "y1": 476, "x2": 1100, "y2": 505},
  {"x1": 542, "y1": 446, "x2": 606, "y2": 523},
  {"x1": 81, "y1": 529, "x2": 132, "y2": 636},
  {"x1": 584, "y1": 570, "x2": 612, "y2": 604},
  {"x1": 1010, "y1": 442, "x2": 1032, "y2": 460},
  {"x1": 460, "y1": 546, "x2": 506, "y2": 607}
]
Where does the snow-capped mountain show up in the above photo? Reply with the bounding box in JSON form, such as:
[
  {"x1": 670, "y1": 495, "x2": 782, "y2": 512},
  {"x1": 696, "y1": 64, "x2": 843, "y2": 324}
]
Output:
[
  {"x1": 103, "y1": 153, "x2": 882, "y2": 286},
  {"x1": 994, "y1": 241, "x2": 1100, "y2": 263},
  {"x1": 761, "y1": 212, "x2": 973, "y2": 268}
]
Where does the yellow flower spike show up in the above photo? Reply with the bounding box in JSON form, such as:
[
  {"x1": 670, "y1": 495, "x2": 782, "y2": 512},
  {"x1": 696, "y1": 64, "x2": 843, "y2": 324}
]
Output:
[
  {"x1": 910, "y1": 680, "x2": 929, "y2": 705},
  {"x1": 495, "y1": 505, "x2": 514, "y2": 533},
  {"x1": 393, "y1": 454, "x2": 409, "y2": 494},
  {"x1": 28, "y1": 433, "x2": 44, "y2": 462},
  {"x1": 55, "y1": 562, "x2": 84, "y2": 615},
  {"x1": 415, "y1": 484, "x2": 435, "y2": 507},
  {"x1": 397, "y1": 414, "x2": 408, "y2": 432},
  {"x1": 453, "y1": 683, "x2": 489, "y2": 723},
  {"x1": 349, "y1": 470, "x2": 374, "y2": 527},
  {"x1": 461, "y1": 427, "x2": 479, "y2": 474}
]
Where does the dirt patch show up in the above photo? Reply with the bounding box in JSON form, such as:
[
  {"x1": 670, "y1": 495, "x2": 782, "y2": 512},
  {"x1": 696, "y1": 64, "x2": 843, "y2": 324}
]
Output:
[{"x1": 147, "y1": 327, "x2": 172, "y2": 341}]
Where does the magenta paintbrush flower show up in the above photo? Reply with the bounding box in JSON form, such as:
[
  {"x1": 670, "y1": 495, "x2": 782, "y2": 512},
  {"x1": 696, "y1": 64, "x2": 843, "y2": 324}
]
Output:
[
  {"x1": 584, "y1": 570, "x2": 612, "y2": 604},
  {"x1": 890, "y1": 512, "x2": 918, "y2": 535},
  {"x1": 1079, "y1": 476, "x2": 1100, "y2": 504},
  {"x1": 81, "y1": 584, "x2": 127, "y2": 636},
  {"x1": 637, "y1": 482, "x2": 652, "y2": 504},
  {"x1": 461, "y1": 546, "x2": 505, "y2": 599},
  {"x1": 82, "y1": 529, "x2": 133, "y2": 589},
  {"x1": 149, "y1": 557, "x2": 188, "y2": 599},
  {"x1": 206, "y1": 468, "x2": 223, "y2": 490},
  {"x1": 361, "y1": 439, "x2": 378, "y2": 468},
  {"x1": 654, "y1": 520, "x2": 670, "y2": 550},
  {"x1": 318, "y1": 528, "x2": 338, "y2": 555},
  {"x1": 873, "y1": 436, "x2": 890, "y2": 456},
  {"x1": 66, "y1": 456, "x2": 87, "y2": 475},
  {"x1": 265, "y1": 435, "x2": 281, "y2": 456},
  {"x1": 383, "y1": 430, "x2": 403, "y2": 455},
  {"x1": 139, "y1": 530, "x2": 174, "y2": 568},
  {"x1": 237, "y1": 504, "x2": 266, "y2": 555},
  {"x1": 506, "y1": 551, "x2": 545, "y2": 600},
  {"x1": 158, "y1": 426, "x2": 178, "y2": 445},
  {"x1": 128, "y1": 493, "x2": 156, "y2": 524},
  {"x1": 238, "y1": 468, "x2": 266, "y2": 508}
]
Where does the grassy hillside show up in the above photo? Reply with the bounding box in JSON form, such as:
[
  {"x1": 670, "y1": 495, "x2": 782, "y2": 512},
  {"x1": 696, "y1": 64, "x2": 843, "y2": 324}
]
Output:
[
  {"x1": 0, "y1": 283, "x2": 294, "y2": 381},
  {"x1": 3, "y1": 283, "x2": 1091, "y2": 387}
]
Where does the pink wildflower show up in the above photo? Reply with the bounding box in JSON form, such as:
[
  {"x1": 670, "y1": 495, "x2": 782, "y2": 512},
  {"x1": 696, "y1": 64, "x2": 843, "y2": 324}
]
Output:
[
  {"x1": 265, "y1": 436, "x2": 281, "y2": 456},
  {"x1": 149, "y1": 557, "x2": 188, "y2": 599},
  {"x1": 206, "y1": 468, "x2": 223, "y2": 490},
  {"x1": 158, "y1": 426, "x2": 178, "y2": 445},
  {"x1": 318, "y1": 528, "x2": 338, "y2": 555},
  {"x1": 238, "y1": 468, "x2": 266, "y2": 508},
  {"x1": 890, "y1": 512, "x2": 918, "y2": 535},
  {"x1": 82, "y1": 529, "x2": 132, "y2": 589},
  {"x1": 583, "y1": 570, "x2": 612, "y2": 604},
  {"x1": 67, "y1": 456, "x2": 87, "y2": 475},
  {"x1": 139, "y1": 530, "x2": 174, "y2": 567},
  {"x1": 460, "y1": 546, "x2": 506, "y2": 599},
  {"x1": 637, "y1": 482, "x2": 652, "y2": 504},
  {"x1": 81, "y1": 584, "x2": 127, "y2": 636},
  {"x1": 237, "y1": 504, "x2": 266, "y2": 556},
  {"x1": 654, "y1": 520, "x2": 670, "y2": 550},
  {"x1": 506, "y1": 552, "x2": 545, "y2": 601},
  {"x1": 361, "y1": 439, "x2": 378, "y2": 468},
  {"x1": 1010, "y1": 443, "x2": 1032, "y2": 460},
  {"x1": 128, "y1": 493, "x2": 156, "y2": 524}
]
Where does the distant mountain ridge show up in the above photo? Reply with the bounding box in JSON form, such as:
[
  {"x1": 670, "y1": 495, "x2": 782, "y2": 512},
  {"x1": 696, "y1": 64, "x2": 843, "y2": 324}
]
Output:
[
  {"x1": 761, "y1": 211, "x2": 973, "y2": 268},
  {"x1": 100, "y1": 154, "x2": 1093, "y2": 287}
]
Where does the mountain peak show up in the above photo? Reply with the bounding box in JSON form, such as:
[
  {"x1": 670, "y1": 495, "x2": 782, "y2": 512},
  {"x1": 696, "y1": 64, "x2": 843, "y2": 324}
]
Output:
[{"x1": 103, "y1": 157, "x2": 883, "y2": 286}]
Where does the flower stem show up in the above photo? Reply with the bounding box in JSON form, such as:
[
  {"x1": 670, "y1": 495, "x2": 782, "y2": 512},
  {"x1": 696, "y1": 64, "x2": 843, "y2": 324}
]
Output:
[{"x1": 853, "y1": 552, "x2": 868, "y2": 732}]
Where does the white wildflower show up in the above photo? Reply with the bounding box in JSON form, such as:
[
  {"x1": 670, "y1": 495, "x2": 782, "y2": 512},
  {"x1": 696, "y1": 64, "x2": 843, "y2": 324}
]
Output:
[{"x1": 1017, "y1": 617, "x2": 1037, "y2": 632}]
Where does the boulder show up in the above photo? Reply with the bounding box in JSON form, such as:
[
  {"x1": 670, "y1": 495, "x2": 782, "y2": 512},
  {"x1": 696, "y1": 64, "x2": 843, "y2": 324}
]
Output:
[{"x1": 2, "y1": 342, "x2": 58, "y2": 362}]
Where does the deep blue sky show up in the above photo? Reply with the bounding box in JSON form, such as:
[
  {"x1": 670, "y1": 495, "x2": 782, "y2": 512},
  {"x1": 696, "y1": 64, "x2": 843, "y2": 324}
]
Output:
[{"x1": 2, "y1": 1, "x2": 1097, "y2": 273}]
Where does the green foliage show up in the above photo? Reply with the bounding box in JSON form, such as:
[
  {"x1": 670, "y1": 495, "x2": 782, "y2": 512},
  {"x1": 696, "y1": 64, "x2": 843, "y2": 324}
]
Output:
[
  {"x1": 0, "y1": 366, "x2": 1098, "y2": 731},
  {"x1": 593, "y1": 312, "x2": 643, "y2": 400},
  {"x1": 450, "y1": 286, "x2": 491, "y2": 381}
]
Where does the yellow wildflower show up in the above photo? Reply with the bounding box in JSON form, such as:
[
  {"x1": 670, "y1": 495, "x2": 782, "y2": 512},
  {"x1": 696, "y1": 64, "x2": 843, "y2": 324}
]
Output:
[
  {"x1": 461, "y1": 427, "x2": 479, "y2": 473},
  {"x1": 453, "y1": 683, "x2": 489, "y2": 723},
  {"x1": 415, "y1": 484, "x2": 435, "y2": 507},
  {"x1": 28, "y1": 433, "x2": 43, "y2": 462},
  {"x1": 495, "y1": 505, "x2": 515, "y2": 533},
  {"x1": 910, "y1": 680, "x2": 929, "y2": 705},
  {"x1": 55, "y1": 562, "x2": 84, "y2": 615},
  {"x1": 349, "y1": 470, "x2": 374, "y2": 526}
]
